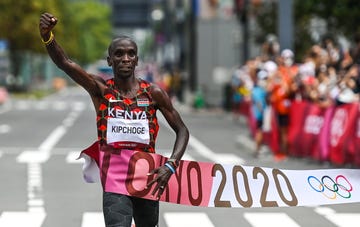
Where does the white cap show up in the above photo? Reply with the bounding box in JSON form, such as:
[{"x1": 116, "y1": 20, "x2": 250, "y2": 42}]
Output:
[
  {"x1": 263, "y1": 61, "x2": 278, "y2": 74},
  {"x1": 281, "y1": 49, "x2": 294, "y2": 58},
  {"x1": 299, "y1": 62, "x2": 315, "y2": 77},
  {"x1": 257, "y1": 70, "x2": 268, "y2": 80}
]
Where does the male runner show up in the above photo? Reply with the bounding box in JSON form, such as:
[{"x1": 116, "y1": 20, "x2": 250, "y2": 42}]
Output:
[{"x1": 39, "y1": 12, "x2": 189, "y2": 227}]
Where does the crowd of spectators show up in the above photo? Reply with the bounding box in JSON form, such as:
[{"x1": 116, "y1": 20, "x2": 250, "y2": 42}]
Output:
[{"x1": 231, "y1": 34, "x2": 360, "y2": 160}]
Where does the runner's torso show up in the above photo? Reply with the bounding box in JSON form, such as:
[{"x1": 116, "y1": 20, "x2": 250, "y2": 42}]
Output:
[{"x1": 97, "y1": 78, "x2": 159, "y2": 153}]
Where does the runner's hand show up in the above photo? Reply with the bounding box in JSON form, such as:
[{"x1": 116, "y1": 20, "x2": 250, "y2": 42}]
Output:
[
  {"x1": 39, "y1": 13, "x2": 58, "y2": 40},
  {"x1": 146, "y1": 166, "x2": 173, "y2": 200}
]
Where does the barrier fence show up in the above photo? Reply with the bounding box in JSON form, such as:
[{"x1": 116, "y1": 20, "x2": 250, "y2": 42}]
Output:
[{"x1": 241, "y1": 100, "x2": 360, "y2": 167}]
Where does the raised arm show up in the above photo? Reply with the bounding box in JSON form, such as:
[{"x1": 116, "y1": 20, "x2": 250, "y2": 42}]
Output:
[{"x1": 39, "y1": 13, "x2": 103, "y2": 97}]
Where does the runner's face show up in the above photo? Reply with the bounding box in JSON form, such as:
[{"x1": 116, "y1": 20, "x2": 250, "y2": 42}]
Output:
[{"x1": 108, "y1": 39, "x2": 138, "y2": 78}]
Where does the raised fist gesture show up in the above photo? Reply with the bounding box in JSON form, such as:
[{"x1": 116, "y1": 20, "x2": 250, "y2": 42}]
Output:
[{"x1": 39, "y1": 13, "x2": 58, "y2": 41}]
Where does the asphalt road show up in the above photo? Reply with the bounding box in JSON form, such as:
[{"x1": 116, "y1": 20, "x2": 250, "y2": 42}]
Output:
[{"x1": 0, "y1": 86, "x2": 359, "y2": 227}]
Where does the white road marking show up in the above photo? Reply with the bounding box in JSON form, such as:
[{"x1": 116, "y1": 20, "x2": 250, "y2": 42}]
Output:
[
  {"x1": 73, "y1": 101, "x2": 87, "y2": 111},
  {"x1": 244, "y1": 212, "x2": 301, "y2": 227},
  {"x1": 81, "y1": 212, "x2": 135, "y2": 227},
  {"x1": 315, "y1": 207, "x2": 360, "y2": 227},
  {"x1": 16, "y1": 151, "x2": 50, "y2": 163},
  {"x1": 16, "y1": 100, "x2": 31, "y2": 110},
  {"x1": 2, "y1": 100, "x2": 87, "y2": 112},
  {"x1": 0, "y1": 124, "x2": 11, "y2": 133},
  {"x1": 52, "y1": 101, "x2": 68, "y2": 111},
  {"x1": 164, "y1": 212, "x2": 215, "y2": 227},
  {"x1": 27, "y1": 162, "x2": 44, "y2": 208},
  {"x1": 81, "y1": 212, "x2": 105, "y2": 227},
  {"x1": 66, "y1": 151, "x2": 83, "y2": 163},
  {"x1": 0, "y1": 211, "x2": 46, "y2": 227},
  {"x1": 35, "y1": 101, "x2": 48, "y2": 110},
  {"x1": 0, "y1": 101, "x2": 12, "y2": 114},
  {"x1": 39, "y1": 126, "x2": 67, "y2": 152}
]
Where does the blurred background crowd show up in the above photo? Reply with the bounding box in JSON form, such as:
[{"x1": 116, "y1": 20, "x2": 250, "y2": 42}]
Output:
[
  {"x1": 231, "y1": 33, "x2": 360, "y2": 113},
  {"x1": 230, "y1": 33, "x2": 360, "y2": 165}
]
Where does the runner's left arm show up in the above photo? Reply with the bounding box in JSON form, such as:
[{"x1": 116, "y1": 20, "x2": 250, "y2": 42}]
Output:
[{"x1": 146, "y1": 84, "x2": 189, "y2": 199}]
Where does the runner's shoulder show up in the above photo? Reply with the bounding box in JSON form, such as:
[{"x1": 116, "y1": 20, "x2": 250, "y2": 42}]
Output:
[{"x1": 92, "y1": 74, "x2": 107, "y2": 85}]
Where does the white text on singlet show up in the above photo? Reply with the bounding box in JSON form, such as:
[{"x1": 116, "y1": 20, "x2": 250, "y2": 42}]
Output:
[{"x1": 106, "y1": 109, "x2": 150, "y2": 145}]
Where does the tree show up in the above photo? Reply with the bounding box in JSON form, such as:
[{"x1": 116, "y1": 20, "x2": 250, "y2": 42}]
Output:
[
  {"x1": 253, "y1": 0, "x2": 360, "y2": 60},
  {"x1": 0, "y1": 0, "x2": 111, "y2": 78},
  {"x1": 61, "y1": 1, "x2": 111, "y2": 64},
  {"x1": 0, "y1": 0, "x2": 63, "y2": 77}
]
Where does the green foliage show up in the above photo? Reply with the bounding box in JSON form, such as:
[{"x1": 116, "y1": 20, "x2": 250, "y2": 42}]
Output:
[
  {"x1": 253, "y1": 0, "x2": 360, "y2": 60},
  {"x1": 61, "y1": 1, "x2": 112, "y2": 64},
  {"x1": 252, "y1": 1, "x2": 277, "y2": 43},
  {"x1": 294, "y1": 0, "x2": 360, "y2": 37},
  {"x1": 0, "y1": 0, "x2": 111, "y2": 72},
  {"x1": 0, "y1": 0, "x2": 62, "y2": 53}
]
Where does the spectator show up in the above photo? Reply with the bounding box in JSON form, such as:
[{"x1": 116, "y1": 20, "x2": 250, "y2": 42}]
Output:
[
  {"x1": 261, "y1": 34, "x2": 280, "y2": 62},
  {"x1": 316, "y1": 65, "x2": 334, "y2": 107},
  {"x1": 230, "y1": 66, "x2": 244, "y2": 119},
  {"x1": 251, "y1": 70, "x2": 269, "y2": 158},
  {"x1": 266, "y1": 59, "x2": 291, "y2": 158},
  {"x1": 278, "y1": 49, "x2": 299, "y2": 99},
  {"x1": 321, "y1": 34, "x2": 344, "y2": 71},
  {"x1": 333, "y1": 64, "x2": 359, "y2": 105}
]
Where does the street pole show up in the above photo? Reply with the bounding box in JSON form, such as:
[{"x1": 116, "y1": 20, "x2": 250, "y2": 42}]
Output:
[
  {"x1": 242, "y1": 0, "x2": 249, "y2": 63},
  {"x1": 278, "y1": 0, "x2": 294, "y2": 51},
  {"x1": 189, "y1": 0, "x2": 198, "y2": 92}
]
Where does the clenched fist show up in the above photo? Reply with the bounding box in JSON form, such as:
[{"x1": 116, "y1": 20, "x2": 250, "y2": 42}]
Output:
[{"x1": 39, "y1": 13, "x2": 58, "y2": 41}]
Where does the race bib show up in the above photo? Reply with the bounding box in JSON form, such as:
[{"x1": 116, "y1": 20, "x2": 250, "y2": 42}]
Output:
[{"x1": 107, "y1": 118, "x2": 150, "y2": 145}]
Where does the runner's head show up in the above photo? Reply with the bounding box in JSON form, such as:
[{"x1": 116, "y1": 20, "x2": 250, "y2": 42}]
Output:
[
  {"x1": 108, "y1": 36, "x2": 137, "y2": 56},
  {"x1": 107, "y1": 36, "x2": 138, "y2": 78}
]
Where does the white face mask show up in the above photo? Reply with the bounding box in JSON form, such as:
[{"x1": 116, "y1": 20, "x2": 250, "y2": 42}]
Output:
[
  {"x1": 284, "y1": 58, "x2": 293, "y2": 67},
  {"x1": 258, "y1": 79, "x2": 267, "y2": 88}
]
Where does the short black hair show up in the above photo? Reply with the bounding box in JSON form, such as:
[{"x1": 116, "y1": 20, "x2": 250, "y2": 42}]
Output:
[{"x1": 108, "y1": 36, "x2": 137, "y2": 55}]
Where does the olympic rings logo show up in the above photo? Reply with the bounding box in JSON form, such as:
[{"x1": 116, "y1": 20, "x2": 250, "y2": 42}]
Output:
[{"x1": 307, "y1": 175, "x2": 353, "y2": 199}]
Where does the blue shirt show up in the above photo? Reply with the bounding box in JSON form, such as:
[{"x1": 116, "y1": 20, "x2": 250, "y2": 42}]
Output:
[{"x1": 251, "y1": 86, "x2": 267, "y2": 120}]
